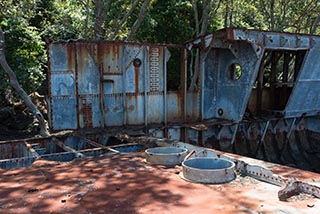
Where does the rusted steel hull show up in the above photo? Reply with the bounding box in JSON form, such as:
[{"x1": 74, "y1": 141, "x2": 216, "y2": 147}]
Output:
[
  {"x1": 48, "y1": 41, "x2": 183, "y2": 130},
  {"x1": 36, "y1": 28, "x2": 320, "y2": 173}
]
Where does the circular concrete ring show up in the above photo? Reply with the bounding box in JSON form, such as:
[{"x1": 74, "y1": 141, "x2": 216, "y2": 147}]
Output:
[
  {"x1": 181, "y1": 158, "x2": 236, "y2": 184},
  {"x1": 145, "y1": 147, "x2": 188, "y2": 166}
]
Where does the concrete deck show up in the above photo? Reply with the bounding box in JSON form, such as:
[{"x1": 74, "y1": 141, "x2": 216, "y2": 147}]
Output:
[{"x1": 0, "y1": 151, "x2": 319, "y2": 214}]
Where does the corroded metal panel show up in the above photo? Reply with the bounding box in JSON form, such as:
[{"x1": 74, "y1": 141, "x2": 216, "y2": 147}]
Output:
[
  {"x1": 167, "y1": 92, "x2": 182, "y2": 122},
  {"x1": 76, "y1": 43, "x2": 102, "y2": 128},
  {"x1": 100, "y1": 44, "x2": 122, "y2": 74},
  {"x1": 100, "y1": 44, "x2": 125, "y2": 126},
  {"x1": 203, "y1": 42, "x2": 260, "y2": 122},
  {"x1": 212, "y1": 28, "x2": 319, "y2": 50},
  {"x1": 51, "y1": 97, "x2": 77, "y2": 129},
  {"x1": 123, "y1": 45, "x2": 146, "y2": 93},
  {"x1": 50, "y1": 73, "x2": 75, "y2": 96},
  {"x1": 190, "y1": 28, "x2": 320, "y2": 122},
  {"x1": 76, "y1": 43, "x2": 100, "y2": 95},
  {"x1": 285, "y1": 49, "x2": 320, "y2": 117},
  {"x1": 100, "y1": 43, "x2": 123, "y2": 94},
  {"x1": 79, "y1": 95, "x2": 102, "y2": 128},
  {"x1": 0, "y1": 143, "x2": 27, "y2": 159},
  {"x1": 49, "y1": 43, "x2": 78, "y2": 130},
  {"x1": 147, "y1": 92, "x2": 164, "y2": 123},
  {"x1": 147, "y1": 46, "x2": 165, "y2": 92},
  {"x1": 186, "y1": 92, "x2": 199, "y2": 121},
  {"x1": 168, "y1": 128, "x2": 181, "y2": 139},
  {"x1": 48, "y1": 41, "x2": 176, "y2": 130},
  {"x1": 126, "y1": 94, "x2": 145, "y2": 125},
  {"x1": 104, "y1": 94, "x2": 124, "y2": 126},
  {"x1": 49, "y1": 43, "x2": 76, "y2": 72}
]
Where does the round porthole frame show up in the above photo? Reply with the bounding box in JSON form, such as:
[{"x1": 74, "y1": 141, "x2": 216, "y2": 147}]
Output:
[
  {"x1": 133, "y1": 58, "x2": 142, "y2": 67},
  {"x1": 218, "y1": 108, "x2": 224, "y2": 116},
  {"x1": 228, "y1": 63, "x2": 242, "y2": 80}
]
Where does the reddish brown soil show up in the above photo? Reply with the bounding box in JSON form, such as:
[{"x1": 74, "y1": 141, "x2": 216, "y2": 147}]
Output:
[{"x1": 0, "y1": 153, "x2": 319, "y2": 214}]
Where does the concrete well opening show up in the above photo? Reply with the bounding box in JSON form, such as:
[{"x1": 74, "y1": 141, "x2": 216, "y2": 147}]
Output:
[{"x1": 181, "y1": 158, "x2": 236, "y2": 184}]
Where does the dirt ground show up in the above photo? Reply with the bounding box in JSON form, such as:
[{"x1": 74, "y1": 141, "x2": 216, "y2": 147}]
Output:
[
  {"x1": 0, "y1": 92, "x2": 47, "y2": 141},
  {"x1": 0, "y1": 153, "x2": 319, "y2": 214}
]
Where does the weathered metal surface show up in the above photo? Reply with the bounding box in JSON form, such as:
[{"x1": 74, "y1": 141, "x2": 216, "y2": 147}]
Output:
[
  {"x1": 0, "y1": 142, "x2": 29, "y2": 159},
  {"x1": 186, "y1": 28, "x2": 320, "y2": 123},
  {"x1": 44, "y1": 29, "x2": 320, "y2": 181},
  {"x1": 147, "y1": 92, "x2": 164, "y2": 123},
  {"x1": 47, "y1": 29, "x2": 320, "y2": 147},
  {"x1": 285, "y1": 48, "x2": 320, "y2": 117},
  {"x1": 145, "y1": 147, "x2": 188, "y2": 165},
  {"x1": 186, "y1": 92, "x2": 199, "y2": 121},
  {"x1": 1, "y1": 150, "x2": 319, "y2": 214},
  {"x1": 181, "y1": 158, "x2": 236, "y2": 184},
  {"x1": 0, "y1": 129, "x2": 319, "y2": 203},
  {"x1": 49, "y1": 43, "x2": 77, "y2": 130},
  {"x1": 76, "y1": 43, "x2": 102, "y2": 128},
  {"x1": 169, "y1": 141, "x2": 320, "y2": 198},
  {"x1": 0, "y1": 157, "x2": 37, "y2": 169},
  {"x1": 202, "y1": 44, "x2": 260, "y2": 121},
  {"x1": 166, "y1": 92, "x2": 182, "y2": 122},
  {"x1": 48, "y1": 42, "x2": 173, "y2": 130},
  {"x1": 0, "y1": 135, "x2": 146, "y2": 169}
]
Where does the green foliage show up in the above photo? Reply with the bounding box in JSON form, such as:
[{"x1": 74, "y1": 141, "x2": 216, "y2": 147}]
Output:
[
  {"x1": 0, "y1": 2, "x2": 46, "y2": 95},
  {"x1": 38, "y1": 0, "x2": 88, "y2": 40},
  {"x1": 1, "y1": 0, "x2": 320, "y2": 97},
  {"x1": 137, "y1": 0, "x2": 195, "y2": 44}
]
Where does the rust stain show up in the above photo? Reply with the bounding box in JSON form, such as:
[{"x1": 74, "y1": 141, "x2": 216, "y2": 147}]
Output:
[
  {"x1": 226, "y1": 28, "x2": 235, "y2": 40},
  {"x1": 80, "y1": 98, "x2": 93, "y2": 128},
  {"x1": 128, "y1": 105, "x2": 134, "y2": 112},
  {"x1": 105, "y1": 43, "x2": 111, "y2": 55},
  {"x1": 66, "y1": 44, "x2": 75, "y2": 72},
  {"x1": 101, "y1": 44, "x2": 122, "y2": 74},
  {"x1": 113, "y1": 105, "x2": 121, "y2": 112},
  {"x1": 134, "y1": 67, "x2": 140, "y2": 94},
  {"x1": 79, "y1": 43, "x2": 99, "y2": 73},
  {"x1": 76, "y1": 43, "x2": 85, "y2": 75},
  {"x1": 112, "y1": 44, "x2": 118, "y2": 56},
  {"x1": 176, "y1": 92, "x2": 182, "y2": 120}
]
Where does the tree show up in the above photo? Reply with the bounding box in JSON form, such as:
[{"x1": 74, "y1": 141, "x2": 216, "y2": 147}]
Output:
[
  {"x1": 189, "y1": 0, "x2": 218, "y2": 91},
  {"x1": 0, "y1": 0, "x2": 46, "y2": 95},
  {"x1": 94, "y1": 0, "x2": 111, "y2": 40},
  {"x1": 126, "y1": 0, "x2": 151, "y2": 41},
  {"x1": 0, "y1": 27, "x2": 50, "y2": 137},
  {"x1": 1, "y1": 0, "x2": 320, "y2": 137},
  {"x1": 109, "y1": 0, "x2": 140, "y2": 40}
]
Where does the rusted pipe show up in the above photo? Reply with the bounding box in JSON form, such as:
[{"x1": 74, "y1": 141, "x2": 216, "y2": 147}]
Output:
[
  {"x1": 52, "y1": 137, "x2": 84, "y2": 158},
  {"x1": 184, "y1": 150, "x2": 195, "y2": 161},
  {"x1": 24, "y1": 142, "x2": 40, "y2": 158}
]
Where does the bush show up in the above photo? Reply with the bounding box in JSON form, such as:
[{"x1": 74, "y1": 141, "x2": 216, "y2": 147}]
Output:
[{"x1": 0, "y1": 18, "x2": 46, "y2": 97}]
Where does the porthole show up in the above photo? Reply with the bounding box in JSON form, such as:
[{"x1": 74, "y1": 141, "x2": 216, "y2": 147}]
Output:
[
  {"x1": 133, "y1": 58, "x2": 142, "y2": 67},
  {"x1": 228, "y1": 63, "x2": 242, "y2": 80}
]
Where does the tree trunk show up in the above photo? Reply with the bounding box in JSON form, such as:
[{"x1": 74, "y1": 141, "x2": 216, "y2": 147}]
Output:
[
  {"x1": 83, "y1": 0, "x2": 91, "y2": 39},
  {"x1": 200, "y1": 0, "x2": 210, "y2": 34},
  {"x1": 126, "y1": 0, "x2": 151, "y2": 42},
  {"x1": 93, "y1": 0, "x2": 111, "y2": 40},
  {"x1": 224, "y1": 0, "x2": 229, "y2": 28},
  {"x1": 192, "y1": 0, "x2": 200, "y2": 35},
  {"x1": 310, "y1": 16, "x2": 320, "y2": 34},
  {"x1": 270, "y1": 0, "x2": 275, "y2": 30},
  {"x1": 189, "y1": 0, "x2": 212, "y2": 91},
  {"x1": 0, "y1": 27, "x2": 50, "y2": 137},
  {"x1": 110, "y1": 0, "x2": 140, "y2": 40},
  {"x1": 229, "y1": 0, "x2": 233, "y2": 27},
  {"x1": 188, "y1": 49, "x2": 200, "y2": 91}
]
